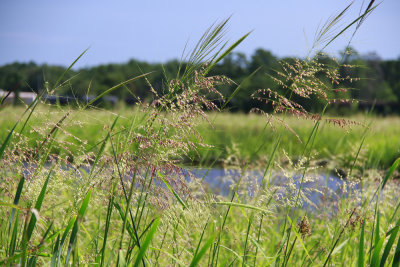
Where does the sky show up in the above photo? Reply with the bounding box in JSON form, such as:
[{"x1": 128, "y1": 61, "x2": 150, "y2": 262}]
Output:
[{"x1": 0, "y1": 0, "x2": 399, "y2": 69}]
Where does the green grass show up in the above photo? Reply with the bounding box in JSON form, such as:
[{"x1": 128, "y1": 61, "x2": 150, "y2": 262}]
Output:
[
  {"x1": 1, "y1": 102, "x2": 400, "y2": 266},
  {"x1": 3, "y1": 4, "x2": 400, "y2": 265},
  {"x1": 197, "y1": 112, "x2": 400, "y2": 169},
  {"x1": 1, "y1": 106, "x2": 399, "y2": 169},
  {"x1": 1, "y1": 156, "x2": 400, "y2": 266}
]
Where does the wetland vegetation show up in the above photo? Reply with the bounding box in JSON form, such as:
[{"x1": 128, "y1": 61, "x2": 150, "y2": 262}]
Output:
[{"x1": 1, "y1": 2, "x2": 400, "y2": 266}]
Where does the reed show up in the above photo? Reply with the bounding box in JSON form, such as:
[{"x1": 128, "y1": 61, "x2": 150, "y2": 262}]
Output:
[{"x1": 3, "y1": 1, "x2": 400, "y2": 266}]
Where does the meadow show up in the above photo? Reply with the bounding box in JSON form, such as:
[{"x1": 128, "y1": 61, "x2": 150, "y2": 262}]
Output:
[
  {"x1": 2, "y1": 3, "x2": 400, "y2": 266},
  {"x1": 1, "y1": 100, "x2": 400, "y2": 266},
  {"x1": 1, "y1": 107, "x2": 399, "y2": 170}
]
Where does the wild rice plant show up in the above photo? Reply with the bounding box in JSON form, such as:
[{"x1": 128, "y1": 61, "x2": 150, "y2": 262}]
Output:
[{"x1": 2, "y1": 1, "x2": 400, "y2": 266}]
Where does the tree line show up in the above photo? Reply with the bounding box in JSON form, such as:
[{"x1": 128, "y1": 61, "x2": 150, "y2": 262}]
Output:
[{"x1": 1, "y1": 48, "x2": 399, "y2": 113}]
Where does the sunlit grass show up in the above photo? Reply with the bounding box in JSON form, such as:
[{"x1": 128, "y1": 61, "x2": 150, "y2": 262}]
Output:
[
  {"x1": 1, "y1": 106, "x2": 399, "y2": 169},
  {"x1": 3, "y1": 3, "x2": 400, "y2": 266}
]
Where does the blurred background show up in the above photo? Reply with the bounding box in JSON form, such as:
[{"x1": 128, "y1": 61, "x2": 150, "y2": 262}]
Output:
[{"x1": 1, "y1": 0, "x2": 399, "y2": 114}]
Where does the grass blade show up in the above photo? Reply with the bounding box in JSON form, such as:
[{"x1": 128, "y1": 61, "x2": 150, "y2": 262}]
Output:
[
  {"x1": 210, "y1": 201, "x2": 272, "y2": 214},
  {"x1": 89, "y1": 115, "x2": 119, "y2": 178},
  {"x1": 358, "y1": 219, "x2": 365, "y2": 267},
  {"x1": 189, "y1": 234, "x2": 216, "y2": 267},
  {"x1": 52, "y1": 48, "x2": 89, "y2": 92},
  {"x1": 381, "y1": 157, "x2": 400, "y2": 191},
  {"x1": 133, "y1": 218, "x2": 160, "y2": 267},
  {"x1": 8, "y1": 210, "x2": 19, "y2": 259},
  {"x1": 220, "y1": 67, "x2": 261, "y2": 110},
  {"x1": 117, "y1": 171, "x2": 136, "y2": 264},
  {"x1": 26, "y1": 169, "x2": 53, "y2": 241},
  {"x1": 375, "y1": 210, "x2": 380, "y2": 248},
  {"x1": 65, "y1": 188, "x2": 92, "y2": 266},
  {"x1": 50, "y1": 234, "x2": 60, "y2": 267},
  {"x1": 392, "y1": 231, "x2": 400, "y2": 267},
  {"x1": 371, "y1": 235, "x2": 386, "y2": 267},
  {"x1": 100, "y1": 193, "x2": 114, "y2": 267},
  {"x1": 9, "y1": 175, "x2": 24, "y2": 234},
  {"x1": 323, "y1": 208, "x2": 356, "y2": 267},
  {"x1": 157, "y1": 171, "x2": 188, "y2": 209},
  {"x1": 204, "y1": 31, "x2": 252, "y2": 76},
  {"x1": 322, "y1": 5, "x2": 377, "y2": 50},
  {"x1": 57, "y1": 216, "x2": 75, "y2": 264},
  {"x1": 380, "y1": 225, "x2": 399, "y2": 267},
  {"x1": 84, "y1": 73, "x2": 151, "y2": 108},
  {"x1": 0, "y1": 122, "x2": 18, "y2": 159},
  {"x1": 192, "y1": 219, "x2": 209, "y2": 260}
]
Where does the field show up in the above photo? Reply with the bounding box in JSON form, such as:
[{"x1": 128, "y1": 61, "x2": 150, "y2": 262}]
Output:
[
  {"x1": 1, "y1": 102, "x2": 400, "y2": 266},
  {"x1": 2, "y1": 6, "x2": 400, "y2": 266},
  {"x1": 1, "y1": 106, "x2": 399, "y2": 170}
]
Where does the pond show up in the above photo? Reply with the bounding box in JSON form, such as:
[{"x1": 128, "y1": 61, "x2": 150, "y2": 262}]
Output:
[
  {"x1": 189, "y1": 168, "x2": 360, "y2": 209},
  {"x1": 20, "y1": 162, "x2": 359, "y2": 209}
]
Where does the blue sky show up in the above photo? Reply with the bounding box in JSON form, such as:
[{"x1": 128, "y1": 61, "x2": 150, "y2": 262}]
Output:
[{"x1": 0, "y1": 0, "x2": 399, "y2": 69}]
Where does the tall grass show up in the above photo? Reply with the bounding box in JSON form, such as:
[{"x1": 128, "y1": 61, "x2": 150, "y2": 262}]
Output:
[
  {"x1": 2, "y1": 109, "x2": 399, "y2": 170},
  {"x1": 3, "y1": 1, "x2": 400, "y2": 266}
]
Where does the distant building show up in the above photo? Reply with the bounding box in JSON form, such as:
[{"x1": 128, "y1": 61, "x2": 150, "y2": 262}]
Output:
[
  {"x1": 1, "y1": 90, "x2": 119, "y2": 107},
  {"x1": 0, "y1": 90, "x2": 37, "y2": 105}
]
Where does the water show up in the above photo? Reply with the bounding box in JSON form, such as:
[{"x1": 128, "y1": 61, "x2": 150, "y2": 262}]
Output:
[
  {"x1": 189, "y1": 168, "x2": 360, "y2": 208},
  {"x1": 20, "y1": 162, "x2": 359, "y2": 208}
]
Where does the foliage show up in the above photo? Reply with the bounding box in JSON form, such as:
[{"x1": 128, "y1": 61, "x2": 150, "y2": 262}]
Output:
[
  {"x1": 3, "y1": 2, "x2": 400, "y2": 266},
  {"x1": 1, "y1": 51, "x2": 399, "y2": 114}
]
